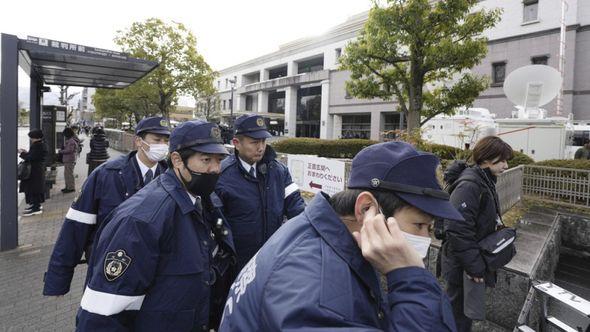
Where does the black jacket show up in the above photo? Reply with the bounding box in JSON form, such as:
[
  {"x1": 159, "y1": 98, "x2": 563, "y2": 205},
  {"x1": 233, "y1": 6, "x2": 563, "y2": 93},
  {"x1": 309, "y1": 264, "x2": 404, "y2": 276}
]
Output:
[
  {"x1": 19, "y1": 140, "x2": 48, "y2": 195},
  {"x1": 88, "y1": 134, "x2": 110, "y2": 160},
  {"x1": 441, "y1": 161, "x2": 500, "y2": 287}
]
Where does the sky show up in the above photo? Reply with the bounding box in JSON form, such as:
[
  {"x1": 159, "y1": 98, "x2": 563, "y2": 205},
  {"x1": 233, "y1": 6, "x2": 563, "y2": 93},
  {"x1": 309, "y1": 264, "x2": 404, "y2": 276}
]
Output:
[{"x1": 2, "y1": 0, "x2": 371, "y2": 76}]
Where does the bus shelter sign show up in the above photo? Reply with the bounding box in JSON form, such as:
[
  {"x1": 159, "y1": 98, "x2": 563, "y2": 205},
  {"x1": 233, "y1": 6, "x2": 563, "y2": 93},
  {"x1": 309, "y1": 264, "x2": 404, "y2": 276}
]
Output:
[{"x1": 288, "y1": 155, "x2": 345, "y2": 196}]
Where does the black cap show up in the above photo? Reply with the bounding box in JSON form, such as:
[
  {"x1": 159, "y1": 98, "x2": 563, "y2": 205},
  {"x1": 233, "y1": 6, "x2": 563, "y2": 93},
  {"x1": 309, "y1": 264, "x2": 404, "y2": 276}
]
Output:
[
  {"x1": 135, "y1": 116, "x2": 171, "y2": 136},
  {"x1": 348, "y1": 141, "x2": 464, "y2": 221},
  {"x1": 234, "y1": 114, "x2": 272, "y2": 139},
  {"x1": 169, "y1": 120, "x2": 229, "y2": 155},
  {"x1": 28, "y1": 129, "x2": 44, "y2": 139}
]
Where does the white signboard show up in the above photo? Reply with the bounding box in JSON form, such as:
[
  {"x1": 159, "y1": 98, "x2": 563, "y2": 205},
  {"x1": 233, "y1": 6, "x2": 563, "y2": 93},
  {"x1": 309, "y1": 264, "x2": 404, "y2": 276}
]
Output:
[
  {"x1": 535, "y1": 282, "x2": 590, "y2": 316},
  {"x1": 288, "y1": 155, "x2": 346, "y2": 196}
]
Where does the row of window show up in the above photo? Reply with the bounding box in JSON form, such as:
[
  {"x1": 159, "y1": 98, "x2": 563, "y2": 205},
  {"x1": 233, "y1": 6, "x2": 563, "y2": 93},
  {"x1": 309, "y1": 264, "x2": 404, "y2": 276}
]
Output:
[
  {"x1": 492, "y1": 55, "x2": 548, "y2": 85},
  {"x1": 217, "y1": 47, "x2": 345, "y2": 91}
]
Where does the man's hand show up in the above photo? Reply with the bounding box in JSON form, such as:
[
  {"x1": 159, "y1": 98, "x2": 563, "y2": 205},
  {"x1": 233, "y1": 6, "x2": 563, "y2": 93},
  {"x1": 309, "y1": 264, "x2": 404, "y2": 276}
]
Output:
[
  {"x1": 352, "y1": 205, "x2": 424, "y2": 274},
  {"x1": 466, "y1": 274, "x2": 484, "y2": 283}
]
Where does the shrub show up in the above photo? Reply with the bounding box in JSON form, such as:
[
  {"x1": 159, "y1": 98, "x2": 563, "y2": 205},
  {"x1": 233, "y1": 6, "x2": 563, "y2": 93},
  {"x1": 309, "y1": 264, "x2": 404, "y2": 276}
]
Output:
[
  {"x1": 271, "y1": 138, "x2": 378, "y2": 159},
  {"x1": 534, "y1": 159, "x2": 590, "y2": 170},
  {"x1": 507, "y1": 151, "x2": 535, "y2": 168}
]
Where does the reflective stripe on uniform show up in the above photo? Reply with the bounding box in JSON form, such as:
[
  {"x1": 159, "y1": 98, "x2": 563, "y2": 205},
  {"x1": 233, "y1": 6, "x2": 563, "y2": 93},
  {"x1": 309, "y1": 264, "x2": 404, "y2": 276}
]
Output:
[
  {"x1": 80, "y1": 286, "x2": 145, "y2": 316},
  {"x1": 65, "y1": 207, "x2": 97, "y2": 225},
  {"x1": 284, "y1": 183, "x2": 299, "y2": 199}
]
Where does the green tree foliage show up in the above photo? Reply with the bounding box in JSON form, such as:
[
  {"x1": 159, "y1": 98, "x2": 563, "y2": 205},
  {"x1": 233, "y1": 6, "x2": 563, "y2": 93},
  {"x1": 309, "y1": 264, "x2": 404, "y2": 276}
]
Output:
[
  {"x1": 94, "y1": 18, "x2": 215, "y2": 121},
  {"x1": 340, "y1": 0, "x2": 501, "y2": 131},
  {"x1": 194, "y1": 83, "x2": 221, "y2": 122},
  {"x1": 93, "y1": 80, "x2": 160, "y2": 124}
]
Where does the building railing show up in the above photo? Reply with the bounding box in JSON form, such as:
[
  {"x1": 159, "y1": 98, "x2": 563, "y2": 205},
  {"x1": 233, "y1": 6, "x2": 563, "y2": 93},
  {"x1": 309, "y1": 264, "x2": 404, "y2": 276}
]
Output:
[{"x1": 522, "y1": 165, "x2": 590, "y2": 209}]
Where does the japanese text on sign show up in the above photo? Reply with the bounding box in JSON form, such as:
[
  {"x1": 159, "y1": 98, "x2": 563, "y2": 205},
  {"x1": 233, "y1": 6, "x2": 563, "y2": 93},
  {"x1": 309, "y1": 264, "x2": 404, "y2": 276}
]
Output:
[{"x1": 288, "y1": 155, "x2": 345, "y2": 196}]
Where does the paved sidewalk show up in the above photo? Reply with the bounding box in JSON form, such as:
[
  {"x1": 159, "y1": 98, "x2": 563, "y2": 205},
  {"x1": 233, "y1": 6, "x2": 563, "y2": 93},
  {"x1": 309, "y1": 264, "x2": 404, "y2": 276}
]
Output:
[{"x1": 0, "y1": 136, "x2": 123, "y2": 332}]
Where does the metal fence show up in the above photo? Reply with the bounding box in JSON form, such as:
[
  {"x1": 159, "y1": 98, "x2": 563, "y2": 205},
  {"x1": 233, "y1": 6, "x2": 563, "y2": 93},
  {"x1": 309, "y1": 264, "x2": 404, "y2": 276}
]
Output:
[
  {"x1": 104, "y1": 129, "x2": 135, "y2": 152},
  {"x1": 522, "y1": 165, "x2": 590, "y2": 208},
  {"x1": 497, "y1": 165, "x2": 524, "y2": 214}
]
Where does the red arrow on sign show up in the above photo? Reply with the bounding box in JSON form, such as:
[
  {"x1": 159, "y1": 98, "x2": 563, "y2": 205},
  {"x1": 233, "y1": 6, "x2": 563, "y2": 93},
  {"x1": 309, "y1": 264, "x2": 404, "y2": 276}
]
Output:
[{"x1": 309, "y1": 181, "x2": 323, "y2": 190}]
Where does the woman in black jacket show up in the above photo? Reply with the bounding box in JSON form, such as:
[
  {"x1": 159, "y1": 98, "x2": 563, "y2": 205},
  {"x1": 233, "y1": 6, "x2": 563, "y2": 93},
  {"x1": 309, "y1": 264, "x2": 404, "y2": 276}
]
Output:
[
  {"x1": 18, "y1": 129, "x2": 49, "y2": 216},
  {"x1": 441, "y1": 136, "x2": 513, "y2": 332}
]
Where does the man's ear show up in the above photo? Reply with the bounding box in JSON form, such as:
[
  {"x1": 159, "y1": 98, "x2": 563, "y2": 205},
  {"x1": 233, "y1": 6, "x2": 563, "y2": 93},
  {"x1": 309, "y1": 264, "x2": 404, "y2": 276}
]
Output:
[
  {"x1": 232, "y1": 137, "x2": 240, "y2": 148},
  {"x1": 134, "y1": 136, "x2": 143, "y2": 150},
  {"x1": 354, "y1": 191, "x2": 376, "y2": 224},
  {"x1": 170, "y1": 152, "x2": 183, "y2": 169}
]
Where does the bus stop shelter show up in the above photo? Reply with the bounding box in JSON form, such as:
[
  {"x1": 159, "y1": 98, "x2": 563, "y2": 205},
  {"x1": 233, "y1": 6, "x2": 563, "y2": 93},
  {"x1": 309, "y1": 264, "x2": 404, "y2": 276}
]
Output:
[{"x1": 0, "y1": 33, "x2": 158, "y2": 251}]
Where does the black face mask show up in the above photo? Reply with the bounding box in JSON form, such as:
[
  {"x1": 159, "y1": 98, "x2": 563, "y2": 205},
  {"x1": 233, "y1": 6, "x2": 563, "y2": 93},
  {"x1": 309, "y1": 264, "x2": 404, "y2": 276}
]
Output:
[{"x1": 179, "y1": 162, "x2": 220, "y2": 198}]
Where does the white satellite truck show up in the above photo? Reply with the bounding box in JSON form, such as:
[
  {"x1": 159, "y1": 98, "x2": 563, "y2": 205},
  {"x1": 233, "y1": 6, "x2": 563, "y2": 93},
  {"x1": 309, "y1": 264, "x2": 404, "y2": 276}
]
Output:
[
  {"x1": 496, "y1": 65, "x2": 574, "y2": 162},
  {"x1": 421, "y1": 107, "x2": 497, "y2": 149}
]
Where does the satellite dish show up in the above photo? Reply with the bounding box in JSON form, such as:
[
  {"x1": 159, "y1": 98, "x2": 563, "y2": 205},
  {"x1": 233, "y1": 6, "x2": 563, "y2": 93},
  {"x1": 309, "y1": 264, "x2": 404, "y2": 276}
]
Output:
[{"x1": 503, "y1": 65, "x2": 562, "y2": 108}]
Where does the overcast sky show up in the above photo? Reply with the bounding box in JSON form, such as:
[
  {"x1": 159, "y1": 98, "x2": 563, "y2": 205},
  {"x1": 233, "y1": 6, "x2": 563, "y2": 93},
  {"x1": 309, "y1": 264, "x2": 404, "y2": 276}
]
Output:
[
  {"x1": 2, "y1": 0, "x2": 371, "y2": 71},
  {"x1": 2, "y1": 0, "x2": 371, "y2": 105}
]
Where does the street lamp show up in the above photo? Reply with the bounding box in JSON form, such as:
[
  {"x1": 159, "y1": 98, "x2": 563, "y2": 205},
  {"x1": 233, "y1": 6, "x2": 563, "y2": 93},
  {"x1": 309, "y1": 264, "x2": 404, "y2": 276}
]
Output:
[{"x1": 228, "y1": 78, "x2": 236, "y2": 131}]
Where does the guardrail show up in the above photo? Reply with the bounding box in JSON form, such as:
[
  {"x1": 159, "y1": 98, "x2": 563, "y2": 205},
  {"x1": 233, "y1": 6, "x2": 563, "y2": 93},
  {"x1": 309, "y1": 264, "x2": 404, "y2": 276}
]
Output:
[
  {"x1": 104, "y1": 129, "x2": 135, "y2": 152},
  {"x1": 522, "y1": 165, "x2": 590, "y2": 209}
]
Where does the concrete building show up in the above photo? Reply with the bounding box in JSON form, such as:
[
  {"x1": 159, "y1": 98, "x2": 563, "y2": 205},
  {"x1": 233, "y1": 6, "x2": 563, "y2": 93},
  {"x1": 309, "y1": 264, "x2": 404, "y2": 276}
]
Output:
[
  {"x1": 76, "y1": 87, "x2": 96, "y2": 124},
  {"x1": 209, "y1": 0, "x2": 590, "y2": 140}
]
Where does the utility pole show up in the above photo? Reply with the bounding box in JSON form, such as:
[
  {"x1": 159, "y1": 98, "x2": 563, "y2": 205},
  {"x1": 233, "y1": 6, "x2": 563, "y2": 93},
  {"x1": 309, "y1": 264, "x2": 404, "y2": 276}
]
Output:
[{"x1": 556, "y1": 0, "x2": 567, "y2": 116}]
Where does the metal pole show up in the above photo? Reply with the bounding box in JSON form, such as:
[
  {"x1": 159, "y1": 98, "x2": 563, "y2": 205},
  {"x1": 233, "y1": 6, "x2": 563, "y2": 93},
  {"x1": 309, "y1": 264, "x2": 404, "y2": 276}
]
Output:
[
  {"x1": 556, "y1": 0, "x2": 567, "y2": 116},
  {"x1": 230, "y1": 86, "x2": 234, "y2": 130},
  {"x1": 0, "y1": 34, "x2": 20, "y2": 251}
]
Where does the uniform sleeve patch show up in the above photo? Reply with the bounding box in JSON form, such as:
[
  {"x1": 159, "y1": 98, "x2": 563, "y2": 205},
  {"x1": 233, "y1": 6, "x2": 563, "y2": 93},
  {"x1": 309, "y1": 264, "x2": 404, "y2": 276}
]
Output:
[{"x1": 104, "y1": 250, "x2": 131, "y2": 281}]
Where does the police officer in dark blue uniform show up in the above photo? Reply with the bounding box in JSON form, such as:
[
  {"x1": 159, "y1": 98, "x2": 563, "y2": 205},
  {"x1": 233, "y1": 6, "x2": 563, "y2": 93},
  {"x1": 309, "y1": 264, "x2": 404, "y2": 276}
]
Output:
[
  {"x1": 43, "y1": 117, "x2": 170, "y2": 296},
  {"x1": 76, "y1": 120, "x2": 236, "y2": 331},
  {"x1": 215, "y1": 114, "x2": 305, "y2": 270},
  {"x1": 220, "y1": 142, "x2": 462, "y2": 331}
]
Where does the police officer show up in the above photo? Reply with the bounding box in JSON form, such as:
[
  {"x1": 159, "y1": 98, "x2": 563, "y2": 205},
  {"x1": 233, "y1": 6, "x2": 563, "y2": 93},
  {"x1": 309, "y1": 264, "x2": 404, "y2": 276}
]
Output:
[
  {"x1": 215, "y1": 114, "x2": 305, "y2": 270},
  {"x1": 76, "y1": 120, "x2": 236, "y2": 331},
  {"x1": 220, "y1": 142, "x2": 462, "y2": 331},
  {"x1": 43, "y1": 117, "x2": 170, "y2": 296}
]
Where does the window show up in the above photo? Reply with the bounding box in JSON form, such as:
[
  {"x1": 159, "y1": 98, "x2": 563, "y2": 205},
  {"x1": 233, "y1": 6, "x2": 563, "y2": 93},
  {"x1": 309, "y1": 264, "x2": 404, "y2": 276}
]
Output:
[
  {"x1": 223, "y1": 100, "x2": 226, "y2": 110},
  {"x1": 245, "y1": 95, "x2": 253, "y2": 111},
  {"x1": 523, "y1": 0, "x2": 538, "y2": 23},
  {"x1": 298, "y1": 57, "x2": 324, "y2": 74},
  {"x1": 492, "y1": 62, "x2": 506, "y2": 85},
  {"x1": 532, "y1": 55, "x2": 548, "y2": 65},
  {"x1": 217, "y1": 80, "x2": 220, "y2": 89},
  {"x1": 342, "y1": 114, "x2": 371, "y2": 139},
  {"x1": 335, "y1": 48, "x2": 342, "y2": 62},
  {"x1": 225, "y1": 78, "x2": 228, "y2": 89}
]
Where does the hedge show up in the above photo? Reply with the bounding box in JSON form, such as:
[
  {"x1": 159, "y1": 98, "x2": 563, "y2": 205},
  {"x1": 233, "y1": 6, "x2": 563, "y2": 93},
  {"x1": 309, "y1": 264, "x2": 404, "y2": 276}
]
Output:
[
  {"x1": 271, "y1": 138, "x2": 378, "y2": 159},
  {"x1": 534, "y1": 159, "x2": 590, "y2": 170},
  {"x1": 272, "y1": 138, "x2": 534, "y2": 169}
]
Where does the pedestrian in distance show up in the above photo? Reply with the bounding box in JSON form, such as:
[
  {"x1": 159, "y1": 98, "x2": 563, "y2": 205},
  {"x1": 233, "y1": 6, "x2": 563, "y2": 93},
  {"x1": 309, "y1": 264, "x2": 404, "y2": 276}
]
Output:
[
  {"x1": 574, "y1": 138, "x2": 590, "y2": 160},
  {"x1": 76, "y1": 120, "x2": 236, "y2": 331},
  {"x1": 60, "y1": 127, "x2": 79, "y2": 193},
  {"x1": 19, "y1": 129, "x2": 49, "y2": 216},
  {"x1": 86, "y1": 127, "x2": 110, "y2": 175},
  {"x1": 441, "y1": 136, "x2": 515, "y2": 332},
  {"x1": 219, "y1": 141, "x2": 462, "y2": 331},
  {"x1": 43, "y1": 117, "x2": 170, "y2": 296}
]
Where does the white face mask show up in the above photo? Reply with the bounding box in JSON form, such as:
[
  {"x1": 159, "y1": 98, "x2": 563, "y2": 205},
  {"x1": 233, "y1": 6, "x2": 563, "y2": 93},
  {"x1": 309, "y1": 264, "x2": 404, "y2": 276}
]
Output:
[
  {"x1": 378, "y1": 206, "x2": 431, "y2": 259},
  {"x1": 401, "y1": 231, "x2": 432, "y2": 259},
  {"x1": 141, "y1": 139, "x2": 169, "y2": 162}
]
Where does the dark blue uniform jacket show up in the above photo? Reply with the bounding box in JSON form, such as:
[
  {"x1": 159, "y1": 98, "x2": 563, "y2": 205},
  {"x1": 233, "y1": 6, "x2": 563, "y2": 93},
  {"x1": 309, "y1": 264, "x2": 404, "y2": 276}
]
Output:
[
  {"x1": 219, "y1": 192, "x2": 457, "y2": 331},
  {"x1": 43, "y1": 151, "x2": 166, "y2": 295},
  {"x1": 215, "y1": 145, "x2": 305, "y2": 270},
  {"x1": 76, "y1": 169, "x2": 236, "y2": 331}
]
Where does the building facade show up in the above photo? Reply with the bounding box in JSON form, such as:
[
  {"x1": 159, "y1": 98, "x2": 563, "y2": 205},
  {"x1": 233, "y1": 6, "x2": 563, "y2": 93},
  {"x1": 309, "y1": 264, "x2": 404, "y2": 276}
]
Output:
[{"x1": 210, "y1": 0, "x2": 590, "y2": 140}]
